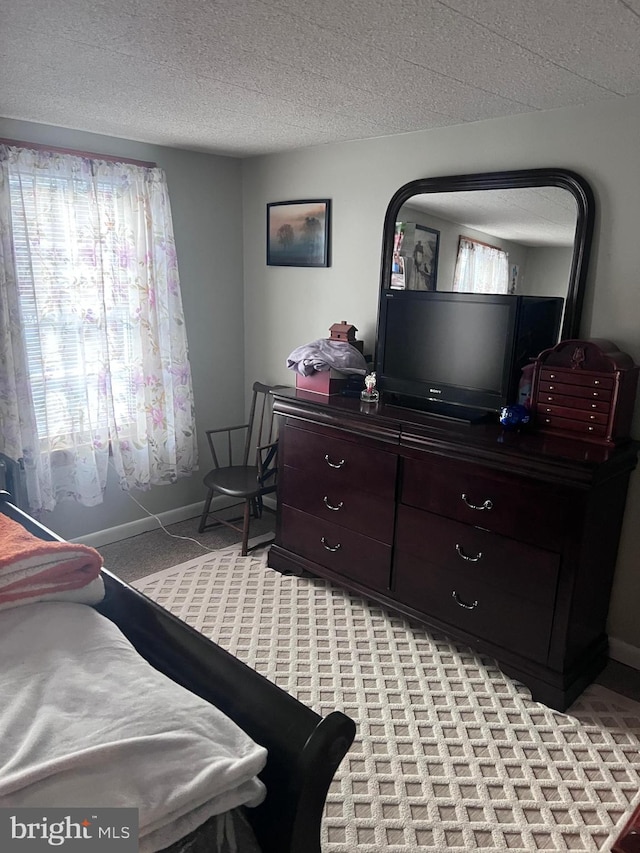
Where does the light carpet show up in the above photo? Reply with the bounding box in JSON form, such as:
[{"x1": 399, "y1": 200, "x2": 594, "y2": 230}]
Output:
[{"x1": 133, "y1": 547, "x2": 640, "y2": 852}]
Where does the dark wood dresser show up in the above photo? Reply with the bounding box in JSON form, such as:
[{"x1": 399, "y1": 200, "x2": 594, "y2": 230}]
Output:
[
  {"x1": 612, "y1": 803, "x2": 640, "y2": 852},
  {"x1": 268, "y1": 388, "x2": 639, "y2": 711}
]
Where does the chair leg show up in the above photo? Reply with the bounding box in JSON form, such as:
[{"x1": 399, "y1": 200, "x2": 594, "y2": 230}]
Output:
[
  {"x1": 255, "y1": 495, "x2": 264, "y2": 518},
  {"x1": 199, "y1": 489, "x2": 214, "y2": 533},
  {"x1": 241, "y1": 499, "x2": 251, "y2": 557}
]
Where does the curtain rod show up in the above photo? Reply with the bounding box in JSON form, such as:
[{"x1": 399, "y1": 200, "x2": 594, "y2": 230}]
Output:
[
  {"x1": 458, "y1": 235, "x2": 504, "y2": 252},
  {"x1": 0, "y1": 137, "x2": 156, "y2": 168}
]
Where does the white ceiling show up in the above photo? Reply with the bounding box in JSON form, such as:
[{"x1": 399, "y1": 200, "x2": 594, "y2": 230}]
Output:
[{"x1": 1, "y1": 0, "x2": 640, "y2": 158}]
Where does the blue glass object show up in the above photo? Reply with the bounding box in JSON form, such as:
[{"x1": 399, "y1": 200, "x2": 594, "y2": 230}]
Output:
[{"x1": 499, "y1": 404, "x2": 531, "y2": 429}]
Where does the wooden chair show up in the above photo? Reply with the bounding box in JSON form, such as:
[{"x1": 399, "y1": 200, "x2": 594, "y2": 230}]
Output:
[{"x1": 198, "y1": 381, "x2": 283, "y2": 556}]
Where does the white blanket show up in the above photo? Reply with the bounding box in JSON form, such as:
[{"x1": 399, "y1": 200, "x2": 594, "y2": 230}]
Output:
[{"x1": 0, "y1": 602, "x2": 267, "y2": 852}]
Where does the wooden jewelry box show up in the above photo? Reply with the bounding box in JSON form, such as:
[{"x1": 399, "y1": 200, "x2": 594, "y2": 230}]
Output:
[{"x1": 530, "y1": 339, "x2": 639, "y2": 445}]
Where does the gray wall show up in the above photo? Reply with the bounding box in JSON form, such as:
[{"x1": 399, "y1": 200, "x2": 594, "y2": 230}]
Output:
[
  {"x1": 524, "y1": 246, "x2": 574, "y2": 299},
  {"x1": 0, "y1": 117, "x2": 246, "y2": 540},
  {"x1": 241, "y1": 95, "x2": 640, "y2": 656}
]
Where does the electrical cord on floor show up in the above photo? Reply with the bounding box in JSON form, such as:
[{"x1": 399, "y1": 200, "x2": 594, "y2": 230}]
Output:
[{"x1": 123, "y1": 488, "x2": 221, "y2": 553}]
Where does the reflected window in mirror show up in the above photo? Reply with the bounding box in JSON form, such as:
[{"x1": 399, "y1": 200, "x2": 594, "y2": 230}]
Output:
[{"x1": 453, "y1": 237, "x2": 509, "y2": 294}]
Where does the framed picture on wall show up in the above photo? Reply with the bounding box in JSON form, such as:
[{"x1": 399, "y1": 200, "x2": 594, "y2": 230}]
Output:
[{"x1": 267, "y1": 199, "x2": 331, "y2": 267}]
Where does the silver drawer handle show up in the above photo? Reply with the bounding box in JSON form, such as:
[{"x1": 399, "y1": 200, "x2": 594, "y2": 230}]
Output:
[
  {"x1": 321, "y1": 536, "x2": 341, "y2": 552},
  {"x1": 323, "y1": 496, "x2": 344, "y2": 511},
  {"x1": 452, "y1": 591, "x2": 478, "y2": 610},
  {"x1": 461, "y1": 494, "x2": 493, "y2": 511},
  {"x1": 325, "y1": 454, "x2": 346, "y2": 469},
  {"x1": 455, "y1": 544, "x2": 482, "y2": 562}
]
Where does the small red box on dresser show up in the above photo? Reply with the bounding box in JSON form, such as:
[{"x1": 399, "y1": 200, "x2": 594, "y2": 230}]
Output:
[
  {"x1": 295, "y1": 369, "x2": 347, "y2": 396},
  {"x1": 530, "y1": 339, "x2": 639, "y2": 445}
]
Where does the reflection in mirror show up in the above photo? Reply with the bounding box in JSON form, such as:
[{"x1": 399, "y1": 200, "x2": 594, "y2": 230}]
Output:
[
  {"x1": 380, "y1": 170, "x2": 595, "y2": 341},
  {"x1": 395, "y1": 187, "x2": 577, "y2": 306}
]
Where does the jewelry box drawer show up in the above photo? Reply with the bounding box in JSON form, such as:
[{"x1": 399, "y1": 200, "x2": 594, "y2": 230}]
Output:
[
  {"x1": 536, "y1": 391, "x2": 610, "y2": 413},
  {"x1": 536, "y1": 413, "x2": 608, "y2": 438},
  {"x1": 280, "y1": 505, "x2": 391, "y2": 591},
  {"x1": 540, "y1": 368, "x2": 614, "y2": 391},
  {"x1": 283, "y1": 425, "x2": 397, "y2": 499},
  {"x1": 537, "y1": 380, "x2": 612, "y2": 402},
  {"x1": 395, "y1": 505, "x2": 560, "y2": 608},
  {"x1": 535, "y1": 403, "x2": 609, "y2": 425},
  {"x1": 392, "y1": 550, "x2": 554, "y2": 664},
  {"x1": 400, "y1": 455, "x2": 569, "y2": 551},
  {"x1": 281, "y1": 465, "x2": 395, "y2": 543}
]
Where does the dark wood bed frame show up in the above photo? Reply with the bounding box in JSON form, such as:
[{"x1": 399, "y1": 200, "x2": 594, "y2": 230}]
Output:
[{"x1": 0, "y1": 492, "x2": 356, "y2": 853}]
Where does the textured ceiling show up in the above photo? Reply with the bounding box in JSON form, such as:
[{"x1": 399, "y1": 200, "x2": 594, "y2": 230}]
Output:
[{"x1": 1, "y1": 0, "x2": 640, "y2": 158}]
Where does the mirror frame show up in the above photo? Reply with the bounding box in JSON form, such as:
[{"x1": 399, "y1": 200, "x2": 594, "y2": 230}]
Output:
[{"x1": 379, "y1": 168, "x2": 595, "y2": 340}]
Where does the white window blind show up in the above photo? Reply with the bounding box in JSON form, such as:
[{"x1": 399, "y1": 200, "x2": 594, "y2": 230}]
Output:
[{"x1": 9, "y1": 170, "x2": 138, "y2": 444}]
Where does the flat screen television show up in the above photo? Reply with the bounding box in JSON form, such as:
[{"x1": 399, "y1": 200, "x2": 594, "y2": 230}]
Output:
[{"x1": 376, "y1": 290, "x2": 564, "y2": 421}]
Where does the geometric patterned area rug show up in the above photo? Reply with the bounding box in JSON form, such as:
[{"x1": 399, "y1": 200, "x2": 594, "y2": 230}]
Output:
[{"x1": 133, "y1": 548, "x2": 640, "y2": 853}]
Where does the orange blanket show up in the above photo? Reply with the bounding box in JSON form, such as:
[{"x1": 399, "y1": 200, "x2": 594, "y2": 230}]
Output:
[{"x1": 0, "y1": 515, "x2": 104, "y2": 609}]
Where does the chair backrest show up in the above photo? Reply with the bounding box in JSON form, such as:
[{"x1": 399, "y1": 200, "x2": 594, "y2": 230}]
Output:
[
  {"x1": 242, "y1": 382, "x2": 270, "y2": 463},
  {"x1": 246, "y1": 382, "x2": 286, "y2": 496},
  {"x1": 243, "y1": 381, "x2": 284, "y2": 467},
  {"x1": 204, "y1": 382, "x2": 286, "y2": 475}
]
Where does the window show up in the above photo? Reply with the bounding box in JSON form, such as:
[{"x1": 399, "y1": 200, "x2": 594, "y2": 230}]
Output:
[
  {"x1": 10, "y1": 171, "x2": 138, "y2": 442},
  {"x1": 453, "y1": 237, "x2": 509, "y2": 294},
  {"x1": 0, "y1": 144, "x2": 197, "y2": 511}
]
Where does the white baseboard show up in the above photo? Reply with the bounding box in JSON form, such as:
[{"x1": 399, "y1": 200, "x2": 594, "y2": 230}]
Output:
[
  {"x1": 608, "y1": 637, "x2": 640, "y2": 670},
  {"x1": 73, "y1": 493, "x2": 277, "y2": 548},
  {"x1": 72, "y1": 501, "x2": 206, "y2": 547}
]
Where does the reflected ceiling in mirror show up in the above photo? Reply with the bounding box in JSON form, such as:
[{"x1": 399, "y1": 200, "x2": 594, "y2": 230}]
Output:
[{"x1": 403, "y1": 186, "x2": 577, "y2": 248}]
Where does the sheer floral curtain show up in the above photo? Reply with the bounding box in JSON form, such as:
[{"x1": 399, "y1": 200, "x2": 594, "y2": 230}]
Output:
[
  {"x1": 453, "y1": 237, "x2": 509, "y2": 294},
  {"x1": 0, "y1": 144, "x2": 197, "y2": 512}
]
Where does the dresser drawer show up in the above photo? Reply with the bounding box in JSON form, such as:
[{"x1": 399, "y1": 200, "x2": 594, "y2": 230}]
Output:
[
  {"x1": 283, "y1": 425, "x2": 397, "y2": 499},
  {"x1": 280, "y1": 505, "x2": 391, "y2": 590},
  {"x1": 400, "y1": 455, "x2": 569, "y2": 551},
  {"x1": 395, "y1": 505, "x2": 559, "y2": 608},
  {"x1": 393, "y1": 550, "x2": 554, "y2": 664},
  {"x1": 281, "y1": 465, "x2": 395, "y2": 543}
]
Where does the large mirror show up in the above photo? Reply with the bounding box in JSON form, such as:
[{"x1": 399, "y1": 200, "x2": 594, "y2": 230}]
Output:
[{"x1": 379, "y1": 169, "x2": 594, "y2": 340}]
